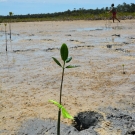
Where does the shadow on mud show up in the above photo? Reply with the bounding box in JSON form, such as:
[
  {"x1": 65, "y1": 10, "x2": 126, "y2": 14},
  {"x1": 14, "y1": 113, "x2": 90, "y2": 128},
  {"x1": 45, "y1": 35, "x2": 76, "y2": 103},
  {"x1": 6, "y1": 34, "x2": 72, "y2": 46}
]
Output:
[
  {"x1": 16, "y1": 108, "x2": 135, "y2": 135},
  {"x1": 73, "y1": 111, "x2": 103, "y2": 131}
]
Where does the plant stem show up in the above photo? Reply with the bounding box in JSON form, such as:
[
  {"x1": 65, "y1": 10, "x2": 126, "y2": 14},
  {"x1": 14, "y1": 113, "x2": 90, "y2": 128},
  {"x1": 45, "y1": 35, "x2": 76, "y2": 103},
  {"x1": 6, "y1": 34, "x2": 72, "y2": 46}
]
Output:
[
  {"x1": 123, "y1": 65, "x2": 125, "y2": 74},
  {"x1": 5, "y1": 25, "x2": 7, "y2": 52},
  {"x1": 57, "y1": 62, "x2": 65, "y2": 135},
  {"x1": 60, "y1": 63, "x2": 65, "y2": 104},
  {"x1": 9, "y1": 22, "x2": 11, "y2": 40},
  {"x1": 57, "y1": 109, "x2": 61, "y2": 135}
]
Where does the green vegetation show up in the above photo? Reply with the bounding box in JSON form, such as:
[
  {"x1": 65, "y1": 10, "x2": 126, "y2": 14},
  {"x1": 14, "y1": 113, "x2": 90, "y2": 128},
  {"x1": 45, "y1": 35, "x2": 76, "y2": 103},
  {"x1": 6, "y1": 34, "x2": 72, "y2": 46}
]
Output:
[
  {"x1": 51, "y1": 43, "x2": 79, "y2": 135},
  {"x1": 0, "y1": 2, "x2": 135, "y2": 22}
]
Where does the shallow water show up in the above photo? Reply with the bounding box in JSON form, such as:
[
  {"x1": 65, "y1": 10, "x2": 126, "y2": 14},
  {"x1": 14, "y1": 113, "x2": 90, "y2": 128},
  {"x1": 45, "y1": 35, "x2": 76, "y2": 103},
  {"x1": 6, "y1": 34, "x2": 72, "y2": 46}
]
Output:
[
  {"x1": 76, "y1": 27, "x2": 112, "y2": 31},
  {"x1": 0, "y1": 22, "x2": 135, "y2": 84}
]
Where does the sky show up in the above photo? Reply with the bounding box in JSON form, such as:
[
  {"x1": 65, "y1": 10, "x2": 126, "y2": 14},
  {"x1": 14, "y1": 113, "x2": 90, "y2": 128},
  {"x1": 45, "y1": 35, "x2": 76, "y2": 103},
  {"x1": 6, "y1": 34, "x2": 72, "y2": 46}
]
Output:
[{"x1": 0, "y1": 0, "x2": 134, "y2": 16}]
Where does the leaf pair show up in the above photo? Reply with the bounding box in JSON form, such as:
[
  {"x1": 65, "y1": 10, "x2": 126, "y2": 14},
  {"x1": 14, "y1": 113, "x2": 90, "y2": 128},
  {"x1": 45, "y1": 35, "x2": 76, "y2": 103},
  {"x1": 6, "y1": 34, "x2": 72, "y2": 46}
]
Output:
[
  {"x1": 52, "y1": 43, "x2": 79, "y2": 68},
  {"x1": 49, "y1": 100, "x2": 73, "y2": 120}
]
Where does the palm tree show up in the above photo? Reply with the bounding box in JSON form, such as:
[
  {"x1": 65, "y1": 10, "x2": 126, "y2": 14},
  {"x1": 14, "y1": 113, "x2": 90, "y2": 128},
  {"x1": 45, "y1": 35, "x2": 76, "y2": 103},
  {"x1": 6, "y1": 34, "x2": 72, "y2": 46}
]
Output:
[{"x1": 9, "y1": 12, "x2": 13, "y2": 40}]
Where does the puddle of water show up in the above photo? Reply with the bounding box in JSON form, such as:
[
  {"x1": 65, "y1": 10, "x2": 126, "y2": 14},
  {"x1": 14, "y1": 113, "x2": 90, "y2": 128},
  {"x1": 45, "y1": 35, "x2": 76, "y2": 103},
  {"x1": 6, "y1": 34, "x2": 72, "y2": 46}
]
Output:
[
  {"x1": 76, "y1": 27, "x2": 112, "y2": 31},
  {"x1": 0, "y1": 31, "x2": 54, "y2": 45},
  {"x1": 113, "y1": 37, "x2": 127, "y2": 43},
  {"x1": 76, "y1": 25, "x2": 134, "y2": 32}
]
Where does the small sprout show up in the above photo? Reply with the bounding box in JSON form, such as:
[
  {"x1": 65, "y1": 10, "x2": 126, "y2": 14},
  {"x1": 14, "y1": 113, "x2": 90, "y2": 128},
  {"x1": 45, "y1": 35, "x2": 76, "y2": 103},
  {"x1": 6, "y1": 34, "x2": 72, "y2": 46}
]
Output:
[{"x1": 122, "y1": 64, "x2": 125, "y2": 74}]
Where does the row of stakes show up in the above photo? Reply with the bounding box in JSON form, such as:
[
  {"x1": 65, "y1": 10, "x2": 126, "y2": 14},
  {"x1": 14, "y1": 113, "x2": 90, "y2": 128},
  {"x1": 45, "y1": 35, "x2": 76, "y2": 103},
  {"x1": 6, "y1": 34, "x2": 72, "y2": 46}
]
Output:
[{"x1": 2, "y1": 12, "x2": 13, "y2": 52}]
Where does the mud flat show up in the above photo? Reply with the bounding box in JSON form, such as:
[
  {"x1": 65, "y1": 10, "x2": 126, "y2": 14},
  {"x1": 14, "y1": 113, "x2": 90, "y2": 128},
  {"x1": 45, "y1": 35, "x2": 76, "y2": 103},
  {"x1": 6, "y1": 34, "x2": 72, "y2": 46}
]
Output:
[{"x1": 0, "y1": 20, "x2": 135, "y2": 135}]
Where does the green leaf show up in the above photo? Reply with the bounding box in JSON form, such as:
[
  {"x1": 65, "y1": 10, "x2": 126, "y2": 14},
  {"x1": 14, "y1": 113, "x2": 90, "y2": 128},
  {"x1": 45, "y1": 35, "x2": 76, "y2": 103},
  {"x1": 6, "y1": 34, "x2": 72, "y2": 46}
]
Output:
[
  {"x1": 49, "y1": 100, "x2": 62, "y2": 108},
  {"x1": 65, "y1": 65, "x2": 80, "y2": 68},
  {"x1": 60, "y1": 43, "x2": 68, "y2": 61},
  {"x1": 61, "y1": 107, "x2": 73, "y2": 119},
  {"x1": 49, "y1": 100, "x2": 73, "y2": 119},
  {"x1": 66, "y1": 57, "x2": 72, "y2": 63},
  {"x1": 52, "y1": 57, "x2": 62, "y2": 67}
]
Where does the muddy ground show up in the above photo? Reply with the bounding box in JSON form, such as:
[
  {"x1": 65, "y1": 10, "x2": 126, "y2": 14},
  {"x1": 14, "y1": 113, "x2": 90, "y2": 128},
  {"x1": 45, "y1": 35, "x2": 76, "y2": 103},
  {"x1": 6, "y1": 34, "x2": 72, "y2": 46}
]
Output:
[{"x1": 0, "y1": 20, "x2": 135, "y2": 135}]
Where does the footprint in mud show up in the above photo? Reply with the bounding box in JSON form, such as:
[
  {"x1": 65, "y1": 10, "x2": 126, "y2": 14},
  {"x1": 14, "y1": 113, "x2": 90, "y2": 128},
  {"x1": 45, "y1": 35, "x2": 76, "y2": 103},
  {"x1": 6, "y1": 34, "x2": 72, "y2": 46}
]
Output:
[
  {"x1": 115, "y1": 48, "x2": 130, "y2": 53},
  {"x1": 29, "y1": 34, "x2": 35, "y2": 36},
  {"x1": 71, "y1": 45, "x2": 94, "y2": 49},
  {"x1": 106, "y1": 45, "x2": 112, "y2": 48},
  {"x1": 13, "y1": 49, "x2": 36, "y2": 53},
  {"x1": 41, "y1": 39, "x2": 54, "y2": 42},
  {"x1": 68, "y1": 39, "x2": 79, "y2": 42},
  {"x1": 73, "y1": 111, "x2": 103, "y2": 131},
  {"x1": 68, "y1": 39, "x2": 86, "y2": 44},
  {"x1": 129, "y1": 37, "x2": 135, "y2": 39},
  {"x1": 44, "y1": 45, "x2": 94, "y2": 52},
  {"x1": 44, "y1": 48, "x2": 59, "y2": 52},
  {"x1": 38, "y1": 31, "x2": 44, "y2": 33},
  {"x1": 112, "y1": 34, "x2": 120, "y2": 37},
  {"x1": 123, "y1": 42, "x2": 129, "y2": 44}
]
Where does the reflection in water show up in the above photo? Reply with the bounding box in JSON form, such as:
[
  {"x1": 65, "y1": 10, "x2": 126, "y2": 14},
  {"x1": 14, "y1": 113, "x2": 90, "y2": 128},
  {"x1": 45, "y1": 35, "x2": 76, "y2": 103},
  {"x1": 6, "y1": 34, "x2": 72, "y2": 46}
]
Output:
[
  {"x1": 77, "y1": 27, "x2": 112, "y2": 31},
  {"x1": 6, "y1": 51, "x2": 9, "y2": 72},
  {"x1": 0, "y1": 22, "x2": 135, "y2": 92},
  {"x1": 112, "y1": 37, "x2": 114, "y2": 42}
]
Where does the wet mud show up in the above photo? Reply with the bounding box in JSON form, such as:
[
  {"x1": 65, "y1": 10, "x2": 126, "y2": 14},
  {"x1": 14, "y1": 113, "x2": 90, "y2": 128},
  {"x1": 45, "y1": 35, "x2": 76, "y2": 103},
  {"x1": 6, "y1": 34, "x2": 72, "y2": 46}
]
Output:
[{"x1": 0, "y1": 20, "x2": 135, "y2": 135}]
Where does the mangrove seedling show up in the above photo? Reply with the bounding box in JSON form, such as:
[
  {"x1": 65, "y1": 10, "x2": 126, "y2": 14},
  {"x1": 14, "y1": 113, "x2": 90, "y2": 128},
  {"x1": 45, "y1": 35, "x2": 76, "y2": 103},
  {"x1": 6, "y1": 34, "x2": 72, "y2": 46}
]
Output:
[
  {"x1": 9, "y1": 12, "x2": 13, "y2": 40},
  {"x1": 122, "y1": 64, "x2": 125, "y2": 74},
  {"x1": 4, "y1": 23, "x2": 7, "y2": 52},
  {"x1": 51, "y1": 43, "x2": 79, "y2": 135}
]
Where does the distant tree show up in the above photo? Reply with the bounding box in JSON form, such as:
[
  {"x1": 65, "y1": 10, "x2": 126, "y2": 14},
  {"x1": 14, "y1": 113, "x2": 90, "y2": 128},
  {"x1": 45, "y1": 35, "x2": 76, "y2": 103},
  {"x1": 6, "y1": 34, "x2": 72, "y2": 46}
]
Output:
[
  {"x1": 105, "y1": 7, "x2": 109, "y2": 11},
  {"x1": 130, "y1": 3, "x2": 135, "y2": 12}
]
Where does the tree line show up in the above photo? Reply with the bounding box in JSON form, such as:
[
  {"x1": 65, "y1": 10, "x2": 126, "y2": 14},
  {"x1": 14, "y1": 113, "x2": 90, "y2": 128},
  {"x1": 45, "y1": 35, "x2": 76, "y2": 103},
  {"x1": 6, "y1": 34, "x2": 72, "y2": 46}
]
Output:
[{"x1": 0, "y1": 2, "x2": 135, "y2": 22}]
